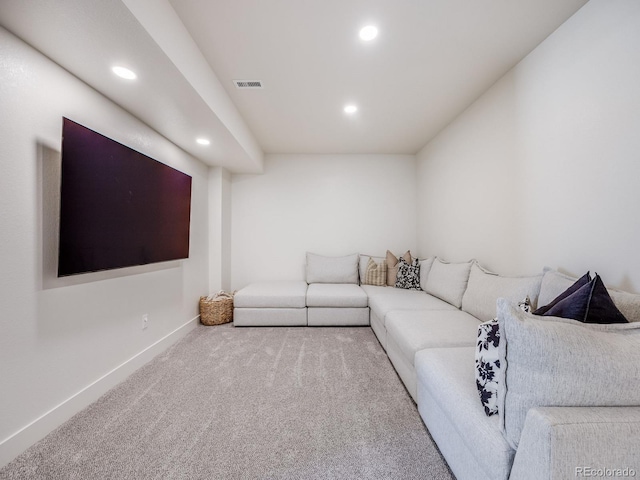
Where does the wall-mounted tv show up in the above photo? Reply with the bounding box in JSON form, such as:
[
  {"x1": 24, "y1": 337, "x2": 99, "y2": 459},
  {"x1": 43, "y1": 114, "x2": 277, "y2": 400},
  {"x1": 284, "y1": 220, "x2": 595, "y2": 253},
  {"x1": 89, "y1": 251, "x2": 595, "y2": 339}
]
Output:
[{"x1": 57, "y1": 118, "x2": 192, "y2": 277}]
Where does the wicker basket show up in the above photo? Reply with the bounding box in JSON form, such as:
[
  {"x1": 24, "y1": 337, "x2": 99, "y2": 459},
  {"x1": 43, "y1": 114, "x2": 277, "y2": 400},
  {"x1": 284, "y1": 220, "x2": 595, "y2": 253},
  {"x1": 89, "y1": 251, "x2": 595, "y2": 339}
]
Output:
[{"x1": 199, "y1": 291, "x2": 234, "y2": 326}]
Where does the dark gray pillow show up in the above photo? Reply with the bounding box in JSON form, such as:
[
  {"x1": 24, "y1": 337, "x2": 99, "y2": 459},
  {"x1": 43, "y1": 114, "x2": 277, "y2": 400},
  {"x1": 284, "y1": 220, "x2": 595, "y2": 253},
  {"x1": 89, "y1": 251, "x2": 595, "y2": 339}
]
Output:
[
  {"x1": 534, "y1": 271, "x2": 591, "y2": 315},
  {"x1": 537, "y1": 274, "x2": 628, "y2": 324}
]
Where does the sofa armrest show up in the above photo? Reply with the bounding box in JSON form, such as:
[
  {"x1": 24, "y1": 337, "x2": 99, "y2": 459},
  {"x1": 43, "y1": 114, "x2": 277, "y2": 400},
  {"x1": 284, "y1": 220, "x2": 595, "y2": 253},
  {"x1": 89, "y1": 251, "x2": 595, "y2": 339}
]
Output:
[{"x1": 509, "y1": 406, "x2": 640, "y2": 480}]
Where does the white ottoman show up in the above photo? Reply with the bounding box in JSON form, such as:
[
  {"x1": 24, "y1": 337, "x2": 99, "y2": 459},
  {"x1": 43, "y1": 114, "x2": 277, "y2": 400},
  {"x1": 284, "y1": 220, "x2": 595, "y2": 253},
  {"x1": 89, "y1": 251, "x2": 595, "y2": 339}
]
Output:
[
  {"x1": 234, "y1": 281, "x2": 308, "y2": 326},
  {"x1": 306, "y1": 283, "x2": 369, "y2": 326}
]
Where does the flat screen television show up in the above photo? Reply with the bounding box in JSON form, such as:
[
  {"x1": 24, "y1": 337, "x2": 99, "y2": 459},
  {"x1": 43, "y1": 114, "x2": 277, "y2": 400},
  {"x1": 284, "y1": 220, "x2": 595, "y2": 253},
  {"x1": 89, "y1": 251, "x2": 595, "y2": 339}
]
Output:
[{"x1": 57, "y1": 118, "x2": 192, "y2": 277}]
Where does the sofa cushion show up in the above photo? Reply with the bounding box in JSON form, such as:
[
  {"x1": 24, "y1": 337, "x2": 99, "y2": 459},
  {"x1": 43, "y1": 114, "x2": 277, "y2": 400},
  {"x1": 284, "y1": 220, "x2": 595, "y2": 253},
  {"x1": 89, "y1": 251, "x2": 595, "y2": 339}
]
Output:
[
  {"x1": 538, "y1": 274, "x2": 628, "y2": 324},
  {"x1": 386, "y1": 310, "x2": 479, "y2": 368},
  {"x1": 361, "y1": 285, "x2": 431, "y2": 307},
  {"x1": 363, "y1": 257, "x2": 387, "y2": 286},
  {"x1": 395, "y1": 257, "x2": 421, "y2": 290},
  {"x1": 362, "y1": 284, "x2": 430, "y2": 303},
  {"x1": 307, "y1": 307, "x2": 369, "y2": 326},
  {"x1": 386, "y1": 250, "x2": 412, "y2": 286},
  {"x1": 461, "y1": 263, "x2": 542, "y2": 322},
  {"x1": 368, "y1": 291, "x2": 457, "y2": 324},
  {"x1": 359, "y1": 284, "x2": 396, "y2": 297},
  {"x1": 419, "y1": 257, "x2": 435, "y2": 291},
  {"x1": 416, "y1": 347, "x2": 515, "y2": 480},
  {"x1": 233, "y1": 307, "x2": 307, "y2": 326},
  {"x1": 306, "y1": 252, "x2": 358, "y2": 284},
  {"x1": 424, "y1": 258, "x2": 473, "y2": 308},
  {"x1": 234, "y1": 281, "x2": 308, "y2": 308},
  {"x1": 306, "y1": 283, "x2": 368, "y2": 308},
  {"x1": 497, "y1": 298, "x2": 640, "y2": 450}
]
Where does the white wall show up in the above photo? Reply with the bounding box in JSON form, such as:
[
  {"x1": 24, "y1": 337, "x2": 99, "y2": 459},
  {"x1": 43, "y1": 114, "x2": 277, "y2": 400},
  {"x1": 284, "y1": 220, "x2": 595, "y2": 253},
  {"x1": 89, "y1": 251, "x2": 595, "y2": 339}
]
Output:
[
  {"x1": 416, "y1": 0, "x2": 640, "y2": 292},
  {"x1": 231, "y1": 154, "x2": 417, "y2": 289},
  {"x1": 0, "y1": 27, "x2": 210, "y2": 465}
]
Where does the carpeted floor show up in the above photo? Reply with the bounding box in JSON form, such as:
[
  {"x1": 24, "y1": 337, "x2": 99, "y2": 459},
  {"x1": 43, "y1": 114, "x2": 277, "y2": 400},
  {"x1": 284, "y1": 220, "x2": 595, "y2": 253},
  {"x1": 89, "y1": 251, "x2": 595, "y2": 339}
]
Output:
[{"x1": 0, "y1": 325, "x2": 453, "y2": 479}]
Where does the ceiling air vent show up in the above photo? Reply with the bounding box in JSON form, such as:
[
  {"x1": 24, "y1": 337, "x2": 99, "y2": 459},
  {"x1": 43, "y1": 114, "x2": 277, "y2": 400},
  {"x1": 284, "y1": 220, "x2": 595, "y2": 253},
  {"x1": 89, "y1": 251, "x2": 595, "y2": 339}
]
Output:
[{"x1": 233, "y1": 80, "x2": 263, "y2": 89}]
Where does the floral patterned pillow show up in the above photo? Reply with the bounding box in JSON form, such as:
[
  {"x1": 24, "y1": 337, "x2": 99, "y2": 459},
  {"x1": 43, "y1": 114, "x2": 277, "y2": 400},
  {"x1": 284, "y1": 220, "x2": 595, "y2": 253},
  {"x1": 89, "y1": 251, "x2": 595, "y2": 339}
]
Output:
[
  {"x1": 475, "y1": 297, "x2": 531, "y2": 416},
  {"x1": 395, "y1": 257, "x2": 421, "y2": 290}
]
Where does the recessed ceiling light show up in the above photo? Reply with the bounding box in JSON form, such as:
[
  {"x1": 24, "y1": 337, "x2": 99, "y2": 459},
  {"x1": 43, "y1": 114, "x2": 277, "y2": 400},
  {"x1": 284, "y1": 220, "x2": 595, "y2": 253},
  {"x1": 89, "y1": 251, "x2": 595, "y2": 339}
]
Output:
[
  {"x1": 359, "y1": 25, "x2": 378, "y2": 41},
  {"x1": 196, "y1": 138, "x2": 211, "y2": 146},
  {"x1": 344, "y1": 105, "x2": 358, "y2": 114},
  {"x1": 112, "y1": 66, "x2": 137, "y2": 80}
]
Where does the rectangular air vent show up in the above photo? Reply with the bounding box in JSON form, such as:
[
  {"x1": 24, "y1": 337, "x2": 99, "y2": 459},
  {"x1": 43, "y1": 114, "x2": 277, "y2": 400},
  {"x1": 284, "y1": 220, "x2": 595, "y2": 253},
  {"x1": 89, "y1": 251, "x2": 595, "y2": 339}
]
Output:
[{"x1": 233, "y1": 80, "x2": 263, "y2": 89}]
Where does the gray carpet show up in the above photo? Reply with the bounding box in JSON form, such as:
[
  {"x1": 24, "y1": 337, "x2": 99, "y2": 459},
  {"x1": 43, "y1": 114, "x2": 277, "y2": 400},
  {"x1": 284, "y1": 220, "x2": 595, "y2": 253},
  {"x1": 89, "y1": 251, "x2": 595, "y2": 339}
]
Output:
[{"x1": 1, "y1": 325, "x2": 454, "y2": 479}]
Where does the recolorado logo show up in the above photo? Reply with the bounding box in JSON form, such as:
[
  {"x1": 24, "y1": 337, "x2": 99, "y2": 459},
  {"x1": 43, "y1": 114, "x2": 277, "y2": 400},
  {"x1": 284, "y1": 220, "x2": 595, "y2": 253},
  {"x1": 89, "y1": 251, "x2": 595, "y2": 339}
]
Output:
[{"x1": 576, "y1": 467, "x2": 637, "y2": 478}]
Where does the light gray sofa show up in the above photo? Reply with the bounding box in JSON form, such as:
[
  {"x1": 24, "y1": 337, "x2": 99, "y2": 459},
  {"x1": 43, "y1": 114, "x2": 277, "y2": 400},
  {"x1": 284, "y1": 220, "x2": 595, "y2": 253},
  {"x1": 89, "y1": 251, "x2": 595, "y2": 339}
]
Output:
[
  {"x1": 232, "y1": 254, "x2": 640, "y2": 479},
  {"x1": 412, "y1": 267, "x2": 640, "y2": 480}
]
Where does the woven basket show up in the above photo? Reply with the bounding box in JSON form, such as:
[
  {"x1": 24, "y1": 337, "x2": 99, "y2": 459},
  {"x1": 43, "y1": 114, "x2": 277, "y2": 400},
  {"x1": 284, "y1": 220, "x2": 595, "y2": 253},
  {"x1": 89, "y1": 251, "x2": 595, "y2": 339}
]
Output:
[{"x1": 199, "y1": 291, "x2": 234, "y2": 326}]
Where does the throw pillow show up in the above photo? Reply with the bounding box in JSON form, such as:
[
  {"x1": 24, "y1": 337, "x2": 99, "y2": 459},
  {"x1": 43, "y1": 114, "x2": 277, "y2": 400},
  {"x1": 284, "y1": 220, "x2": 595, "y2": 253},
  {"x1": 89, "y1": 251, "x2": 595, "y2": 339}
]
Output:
[
  {"x1": 395, "y1": 257, "x2": 421, "y2": 290},
  {"x1": 537, "y1": 269, "x2": 640, "y2": 323},
  {"x1": 364, "y1": 257, "x2": 387, "y2": 286},
  {"x1": 475, "y1": 319, "x2": 500, "y2": 416},
  {"x1": 475, "y1": 297, "x2": 531, "y2": 417},
  {"x1": 582, "y1": 274, "x2": 628, "y2": 324},
  {"x1": 358, "y1": 255, "x2": 385, "y2": 285},
  {"x1": 386, "y1": 250, "x2": 412, "y2": 287},
  {"x1": 497, "y1": 298, "x2": 640, "y2": 450},
  {"x1": 461, "y1": 262, "x2": 543, "y2": 322},
  {"x1": 535, "y1": 274, "x2": 628, "y2": 324},
  {"x1": 424, "y1": 258, "x2": 473, "y2": 308},
  {"x1": 419, "y1": 257, "x2": 435, "y2": 291},
  {"x1": 534, "y1": 271, "x2": 591, "y2": 315}
]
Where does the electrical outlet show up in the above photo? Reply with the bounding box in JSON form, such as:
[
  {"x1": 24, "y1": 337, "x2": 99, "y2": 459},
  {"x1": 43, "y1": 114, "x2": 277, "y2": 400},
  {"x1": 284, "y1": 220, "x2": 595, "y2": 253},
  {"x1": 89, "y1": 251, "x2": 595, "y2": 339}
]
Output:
[{"x1": 142, "y1": 314, "x2": 148, "y2": 330}]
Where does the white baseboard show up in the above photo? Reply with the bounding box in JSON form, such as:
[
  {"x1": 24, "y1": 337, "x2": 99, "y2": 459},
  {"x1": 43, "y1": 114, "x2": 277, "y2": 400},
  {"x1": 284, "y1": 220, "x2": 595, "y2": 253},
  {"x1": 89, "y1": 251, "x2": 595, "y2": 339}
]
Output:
[{"x1": 0, "y1": 315, "x2": 200, "y2": 469}]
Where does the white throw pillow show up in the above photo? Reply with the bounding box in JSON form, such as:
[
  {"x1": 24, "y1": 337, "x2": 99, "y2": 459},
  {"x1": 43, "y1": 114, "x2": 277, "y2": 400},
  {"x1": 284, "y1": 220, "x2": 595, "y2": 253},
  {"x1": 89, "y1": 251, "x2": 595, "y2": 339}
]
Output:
[
  {"x1": 419, "y1": 257, "x2": 435, "y2": 292},
  {"x1": 462, "y1": 263, "x2": 542, "y2": 322},
  {"x1": 306, "y1": 252, "x2": 359, "y2": 284},
  {"x1": 424, "y1": 258, "x2": 473, "y2": 308}
]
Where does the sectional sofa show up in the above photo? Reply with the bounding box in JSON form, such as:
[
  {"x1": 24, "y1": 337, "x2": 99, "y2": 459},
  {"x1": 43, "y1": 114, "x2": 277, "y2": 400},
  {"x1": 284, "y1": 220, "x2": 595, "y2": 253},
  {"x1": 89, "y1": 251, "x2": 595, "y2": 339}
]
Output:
[{"x1": 233, "y1": 252, "x2": 640, "y2": 479}]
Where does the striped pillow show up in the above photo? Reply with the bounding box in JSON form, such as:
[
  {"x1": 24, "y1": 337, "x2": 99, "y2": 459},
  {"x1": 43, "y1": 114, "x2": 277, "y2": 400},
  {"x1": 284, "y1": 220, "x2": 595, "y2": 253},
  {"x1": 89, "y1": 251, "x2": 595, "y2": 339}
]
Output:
[{"x1": 364, "y1": 257, "x2": 387, "y2": 286}]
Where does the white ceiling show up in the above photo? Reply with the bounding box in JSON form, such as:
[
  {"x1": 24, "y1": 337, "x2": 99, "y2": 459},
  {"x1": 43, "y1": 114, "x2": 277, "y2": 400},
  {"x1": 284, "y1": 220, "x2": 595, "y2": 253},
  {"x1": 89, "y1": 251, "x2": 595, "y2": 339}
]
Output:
[{"x1": 0, "y1": 0, "x2": 588, "y2": 172}]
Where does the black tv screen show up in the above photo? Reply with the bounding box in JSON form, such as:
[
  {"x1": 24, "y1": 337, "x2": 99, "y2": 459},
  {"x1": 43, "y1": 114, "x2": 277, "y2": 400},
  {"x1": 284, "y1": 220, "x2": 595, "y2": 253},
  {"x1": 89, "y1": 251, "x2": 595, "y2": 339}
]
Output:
[{"x1": 58, "y1": 118, "x2": 192, "y2": 276}]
